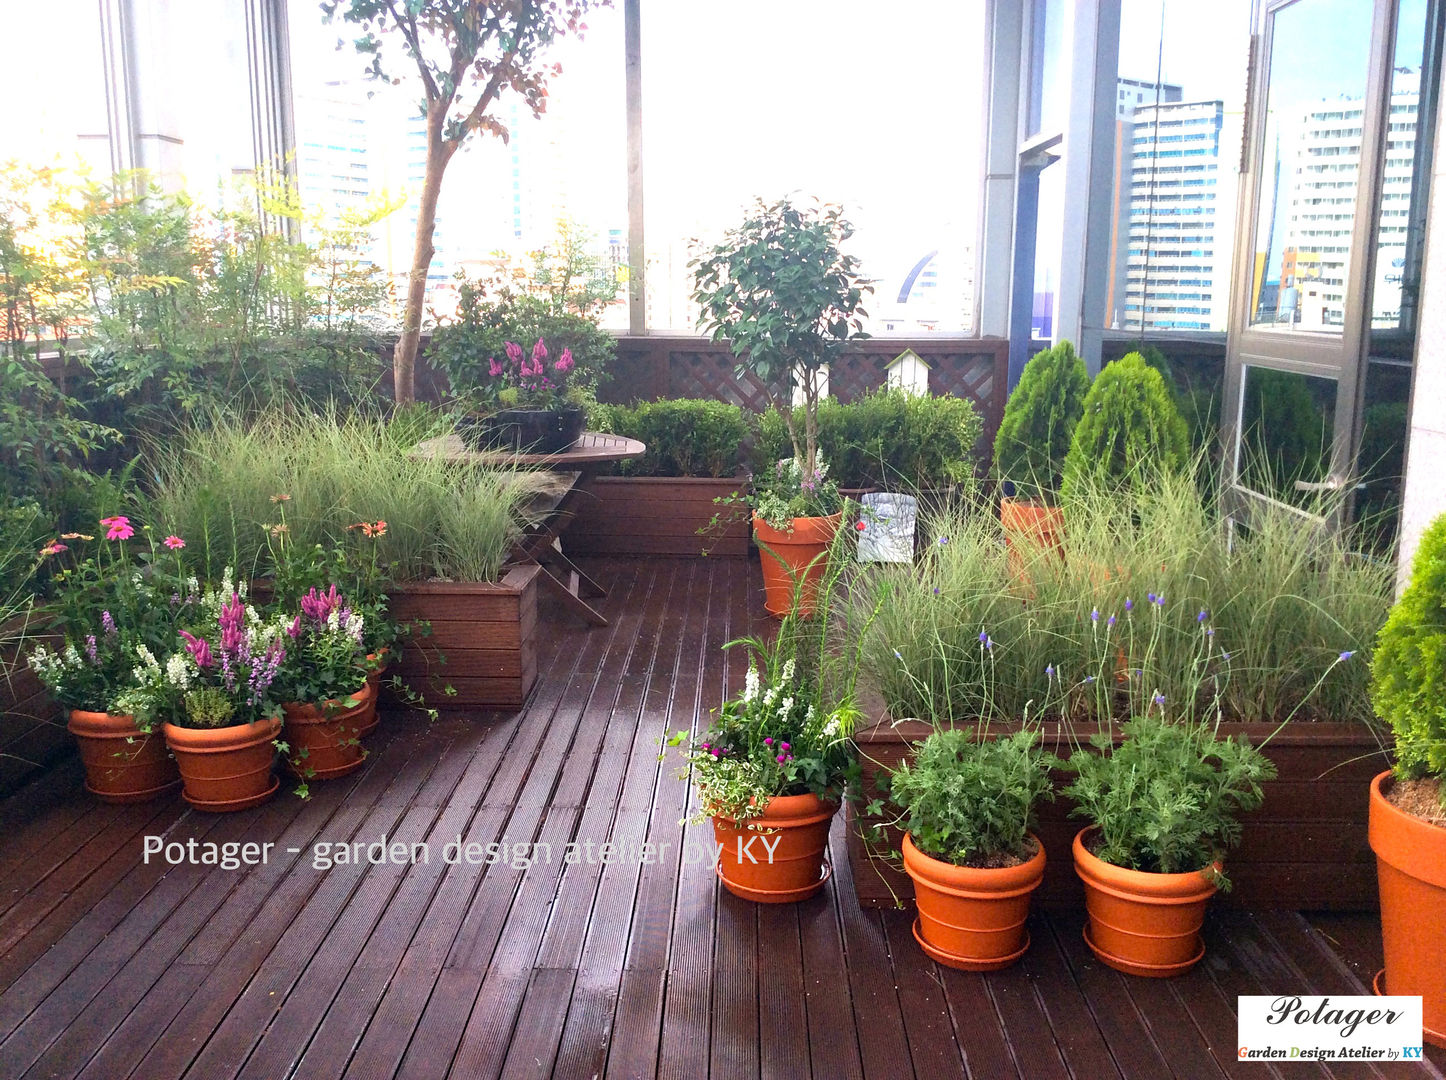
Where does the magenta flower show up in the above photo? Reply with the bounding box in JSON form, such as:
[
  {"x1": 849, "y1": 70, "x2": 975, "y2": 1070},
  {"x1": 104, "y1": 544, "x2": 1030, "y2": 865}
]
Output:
[
  {"x1": 101, "y1": 610, "x2": 117, "y2": 637},
  {"x1": 554, "y1": 347, "x2": 574, "y2": 373},
  {"x1": 505, "y1": 341, "x2": 524, "y2": 366},
  {"x1": 218, "y1": 594, "x2": 247, "y2": 657},
  {"x1": 531, "y1": 338, "x2": 548, "y2": 365},
  {"x1": 100, "y1": 515, "x2": 135, "y2": 541},
  {"x1": 300, "y1": 584, "x2": 344, "y2": 624},
  {"x1": 163, "y1": 535, "x2": 185, "y2": 550},
  {"x1": 179, "y1": 630, "x2": 215, "y2": 669},
  {"x1": 488, "y1": 357, "x2": 503, "y2": 378},
  {"x1": 286, "y1": 615, "x2": 301, "y2": 639}
]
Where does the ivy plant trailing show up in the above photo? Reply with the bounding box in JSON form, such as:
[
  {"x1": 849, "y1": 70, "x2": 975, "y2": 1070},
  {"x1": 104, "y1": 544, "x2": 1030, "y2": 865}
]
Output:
[
  {"x1": 992, "y1": 340, "x2": 1090, "y2": 502},
  {"x1": 1061, "y1": 351, "x2": 1189, "y2": 500}
]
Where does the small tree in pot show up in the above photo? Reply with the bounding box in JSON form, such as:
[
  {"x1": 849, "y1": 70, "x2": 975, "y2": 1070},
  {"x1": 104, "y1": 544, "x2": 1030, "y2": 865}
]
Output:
[{"x1": 691, "y1": 196, "x2": 871, "y2": 616}]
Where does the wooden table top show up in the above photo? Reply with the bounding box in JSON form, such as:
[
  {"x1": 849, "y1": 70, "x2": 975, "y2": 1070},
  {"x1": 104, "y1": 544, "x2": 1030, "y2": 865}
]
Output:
[{"x1": 412, "y1": 431, "x2": 646, "y2": 467}]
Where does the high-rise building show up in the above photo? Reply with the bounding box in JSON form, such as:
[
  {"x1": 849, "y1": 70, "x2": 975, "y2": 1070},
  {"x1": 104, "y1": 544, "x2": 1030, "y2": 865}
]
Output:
[{"x1": 1123, "y1": 98, "x2": 1226, "y2": 332}]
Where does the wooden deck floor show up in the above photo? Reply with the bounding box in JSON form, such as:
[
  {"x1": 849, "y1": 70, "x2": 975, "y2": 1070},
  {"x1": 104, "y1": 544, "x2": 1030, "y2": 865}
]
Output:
[{"x1": 1, "y1": 556, "x2": 1442, "y2": 1079}]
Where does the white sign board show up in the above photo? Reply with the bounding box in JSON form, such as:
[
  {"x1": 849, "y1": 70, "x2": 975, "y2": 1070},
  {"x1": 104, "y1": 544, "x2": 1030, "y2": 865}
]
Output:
[{"x1": 1237, "y1": 995, "x2": 1424, "y2": 1063}]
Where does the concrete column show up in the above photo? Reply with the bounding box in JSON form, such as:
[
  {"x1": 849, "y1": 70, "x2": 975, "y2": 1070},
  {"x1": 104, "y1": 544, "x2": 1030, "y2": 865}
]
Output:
[
  {"x1": 976, "y1": 0, "x2": 1025, "y2": 339},
  {"x1": 97, "y1": 0, "x2": 185, "y2": 190}
]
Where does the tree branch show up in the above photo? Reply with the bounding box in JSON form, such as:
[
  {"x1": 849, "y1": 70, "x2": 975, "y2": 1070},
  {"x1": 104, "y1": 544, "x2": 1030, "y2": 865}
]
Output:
[{"x1": 386, "y1": 0, "x2": 438, "y2": 100}]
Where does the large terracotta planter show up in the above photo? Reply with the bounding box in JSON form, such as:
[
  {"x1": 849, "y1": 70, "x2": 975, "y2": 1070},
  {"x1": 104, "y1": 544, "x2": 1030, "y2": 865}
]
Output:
[
  {"x1": 360, "y1": 650, "x2": 390, "y2": 738},
  {"x1": 902, "y1": 832, "x2": 1045, "y2": 971},
  {"x1": 999, "y1": 497, "x2": 1063, "y2": 578},
  {"x1": 1072, "y1": 828, "x2": 1218, "y2": 977},
  {"x1": 1369, "y1": 770, "x2": 1446, "y2": 1047},
  {"x1": 751, "y1": 512, "x2": 842, "y2": 618},
  {"x1": 281, "y1": 681, "x2": 372, "y2": 780},
  {"x1": 712, "y1": 792, "x2": 839, "y2": 903},
  {"x1": 67, "y1": 709, "x2": 180, "y2": 804},
  {"x1": 164, "y1": 716, "x2": 281, "y2": 812}
]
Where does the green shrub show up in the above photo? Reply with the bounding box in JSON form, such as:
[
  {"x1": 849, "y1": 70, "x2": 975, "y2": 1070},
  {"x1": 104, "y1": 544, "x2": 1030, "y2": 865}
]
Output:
[
  {"x1": 1062, "y1": 716, "x2": 1275, "y2": 882},
  {"x1": 589, "y1": 399, "x2": 749, "y2": 477},
  {"x1": 887, "y1": 728, "x2": 1056, "y2": 867},
  {"x1": 1238, "y1": 367, "x2": 1331, "y2": 498},
  {"x1": 1060, "y1": 352, "x2": 1188, "y2": 500},
  {"x1": 992, "y1": 341, "x2": 1090, "y2": 501},
  {"x1": 1371, "y1": 512, "x2": 1446, "y2": 789}
]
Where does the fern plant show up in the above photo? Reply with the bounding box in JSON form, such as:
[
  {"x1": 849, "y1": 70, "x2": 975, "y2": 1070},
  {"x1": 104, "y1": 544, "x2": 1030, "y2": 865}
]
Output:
[
  {"x1": 887, "y1": 728, "x2": 1057, "y2": 867},
  {"x1": 1371, "y1": 512, "x2": 1446, "y2": 795},
  {"x1": 992, "y1": 340, "x2": 1090, "y2": 502},
  {"x1": 1062, "y1": 716, "x2": 1275, "y2": 883},
  {"x1": 1060, "y1": 352, "x2": 1188, "y2": 501}
]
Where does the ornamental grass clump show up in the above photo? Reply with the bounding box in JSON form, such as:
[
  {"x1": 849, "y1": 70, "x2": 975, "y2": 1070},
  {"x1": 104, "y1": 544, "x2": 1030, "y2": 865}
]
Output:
[
  {"x1": 1062, "y1": 716, "x2": 1275, "y2": 884},
  {"x1": 887, "y1": 729, "x2": 1057, "y2": 868},
  {"x1": 857, "y1": 466, "x2": 1389, "y2": 727}
]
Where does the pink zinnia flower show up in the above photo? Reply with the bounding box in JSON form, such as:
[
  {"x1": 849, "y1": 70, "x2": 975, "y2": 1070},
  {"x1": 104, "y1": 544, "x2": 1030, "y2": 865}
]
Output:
[
  {"x1": 163, "y1": 535, "x2": 185, "y2": 550},
  {"x1": 102, "y1": 516, "x2": 135, "y2": 541},
  {"x1": 39, "y1": 540, "x2": 67, "y2": 557}
]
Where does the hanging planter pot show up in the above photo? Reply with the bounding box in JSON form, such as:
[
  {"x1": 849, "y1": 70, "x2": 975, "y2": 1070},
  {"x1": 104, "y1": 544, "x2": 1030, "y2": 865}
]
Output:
[
  {"x1": 902, "y1": 832, "x2": 1045, "y2": 971},
  {"x1": 712, "y1": 792, "x2": 839, "y2": 903},
  {"x1": 164, "y1": 717, "x2": 281, "y2": 812},
  {"x1": 68, "y1": 710, "x2": 180, "y2": 804},
  {"x1": 281, "y1": 681, "x2": 373, "y2": 781},
  {"x1": 1072, "y1": 828, "x2": 1218, "y2": 977},
  {"x1": 752, "y1": 513, "x2": 841, "y2": 618}
]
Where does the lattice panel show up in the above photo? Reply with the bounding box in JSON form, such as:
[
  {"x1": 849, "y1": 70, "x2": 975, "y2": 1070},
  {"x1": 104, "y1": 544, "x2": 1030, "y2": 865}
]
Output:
[
  {"x1": 667, "y1": 350, "x2": 775, "y2": 412},
  {"x1": 829, "y1": 353, "x2": 891, "y2": 404},
  {"x1": 929, "y1": 353, "x2": 1000, "y2": 426}
]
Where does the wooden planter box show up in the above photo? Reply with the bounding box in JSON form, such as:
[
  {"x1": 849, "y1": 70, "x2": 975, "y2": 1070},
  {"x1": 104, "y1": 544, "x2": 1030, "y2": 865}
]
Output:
[
  {"x1": 850, "y1": 713, "x2": 1391, "y2": 911},
  {"x1": 0, "y1": 620, "x2": 68, "y2": 797},
  {"x1": 564, "y1": 475, "x2": 750, "y2": 558},
  {"x1": 386, "y1": 565, "x2": 542, "y2": 712}
]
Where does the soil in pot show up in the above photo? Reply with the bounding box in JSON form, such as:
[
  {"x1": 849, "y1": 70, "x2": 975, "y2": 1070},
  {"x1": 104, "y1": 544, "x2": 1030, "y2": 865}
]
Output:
[
  {"x1": 282, "y1": 681, "x2": 373, "y2": 780},
  {"x1": 164, "y1": 717, "x2": 281, "y2": 812},
  {"x1": 1072, "y1": 828, "x2": 1217, "y2": 977},
  {"x1": 903, "y1": 832, "x2": 1045, "y2": 972},
  {"x1": 712, "y1": 792, "x2": 838, "y2": 903},
  {"x1": 68, "y1": 710, "x2": 180, "y2": 804},
  {"x1": 752, "y1": 513, "x2": 842, "y2": 618},
  {"x1": 1369, "y1": 771, "x2": 1446, "y2": 1047}
]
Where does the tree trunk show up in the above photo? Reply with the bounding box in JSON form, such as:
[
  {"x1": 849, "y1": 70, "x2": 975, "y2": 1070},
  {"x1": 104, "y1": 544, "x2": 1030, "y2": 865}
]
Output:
[{"x1": 392, "y1": 105, "x2": 452, "y2": 405}]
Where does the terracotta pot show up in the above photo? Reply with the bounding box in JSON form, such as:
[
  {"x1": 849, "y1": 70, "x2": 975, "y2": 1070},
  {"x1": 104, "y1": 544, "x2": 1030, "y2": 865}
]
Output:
[
  {"x1": 902, "y1": 832, "x2": 1045, "y2": 971},
  {"x1": 1369, "y1": 771, "x2": 1446, "y2": 1047},
  {"x1": 67, "y1": 709, "x2": 180, "y2": 804},
  {"x1": 281, "y1": 681, "x2": 372, "y2": 780},
  {"x1": 751, "y1": 513, "x2": 842, "y2": 618},
  {"x1": 163, "y1": 716, "x2": 281, "y2": 812},
  {"x1": 360, "y1": 650, "x2": 390, "y2": 738},
  {"x1": 1072, "y1": 828, "x2": 1217, "y2": 977},
  {"x1": 712, "y1": 792, "x2": 839, "y2": 903},
  {"x1": 999, "y1": 497, "x2": 1064, "y2": 579}
]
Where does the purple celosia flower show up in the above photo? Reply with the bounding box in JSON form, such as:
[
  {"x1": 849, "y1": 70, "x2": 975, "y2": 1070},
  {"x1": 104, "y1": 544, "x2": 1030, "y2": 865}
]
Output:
[
  {"x1": 219, "y1": 594, "x2": 247, "y2": 657},
  {"x1": 300, "y1": 585, "x2": 344, "y2": 624},
  {"x1": 505, "y1": 341, "x2": 524, "y2": 366},
  {"x1": 179, "y1": 629, "x2": 214, "y2": 669}
]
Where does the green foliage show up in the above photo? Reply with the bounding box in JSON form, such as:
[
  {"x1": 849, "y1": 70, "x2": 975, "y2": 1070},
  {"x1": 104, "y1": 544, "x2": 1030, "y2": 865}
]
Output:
[
  {"x1": 590, "y1": 399, "x2": 748, "y2": 478},
  {"x1": 1238, "y1": 367, "x2": 1332, "y2": 498},
  {"x1": 1371, "y1": 513, "x2": 1446, "y2": 787},
  {"x1": 1061, "y1": 352, "x2": 1188, "y2": 500},
  {"x1": 992, "y1": 341, "x2": 1089, "y2": 502},
  {"x1": 520, "y1": 216, "x2": 622, "y2": 320},
  {"x1": 429, "y1": 284, "x2": 613, "y2": 408},
  {"x1": 888, "y1": 729, "x2": 1057, "y2": 867},
  {"x1": 1062, "y1": 716, "x2": 1275, "y2": 881},
  {"x1": 691, "y1": 196, "x2": 871, "y2": 476},
  {"x1": 857, "y1": 467, "x2": 1388, "y2": 728},
  {"x1": 182, "y1": 687, "x2": 237, "y2": 729}
]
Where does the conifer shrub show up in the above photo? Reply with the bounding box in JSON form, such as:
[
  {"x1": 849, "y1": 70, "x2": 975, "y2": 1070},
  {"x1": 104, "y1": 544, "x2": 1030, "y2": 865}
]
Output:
[
  {"x1": 1061, "y1": 351, "x2": 1188, "y2": 499},
  {"x1": 992, "y1": 340, "x2": 1090, "y2": 502}
]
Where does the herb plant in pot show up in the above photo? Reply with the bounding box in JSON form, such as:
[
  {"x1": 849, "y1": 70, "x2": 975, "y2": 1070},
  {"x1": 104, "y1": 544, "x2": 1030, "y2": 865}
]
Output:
[
  {"x1": 691, "y1": 195, "x2": 871, "y2": 617},
  {"x1": 1063, "y1": 716, "x2": 1274, "y2": 976},
  {"x1": 164, "y1": 588, "x2": 287, "y2": 812},
  {"x1": 991, "y1": 341, "x2": 1089, "y2": 571},
  {"x1": 1368, "y1": 511, "x2": 1446, "y2": 1046},
  {"x1": 886, "y1": 728, "x2": 1057, "y2": 970},
  {"x1": 276, "y1": 585, "x2": 371, "y2": 788}
]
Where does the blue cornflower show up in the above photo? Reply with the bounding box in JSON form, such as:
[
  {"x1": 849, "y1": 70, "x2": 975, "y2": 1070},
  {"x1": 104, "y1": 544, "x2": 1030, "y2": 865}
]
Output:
[
  {"x1": 979, "y1": 630, "x2": 989, "y2": 644},
  {"x1": 1153, "y1": 692, "x2": 1166, "y2": 706},
  {"x1": 1045, "y1": 664, "x2": 1055, "y2": 678},
  {"x1": 1107, "y1": 614, "x2": 1117, "y2": 628},
  {"x1": 1146, "y1": 592, "x2": 1156, "y2": 604},
  {"x1": 1124, "y1": 598, "x2": 1134, "y2": 611},
  {"x1": 1197, "y1": 609, "x2": 1209, "y2": 622},
  {"x1": 893, "y1": 649, "x2": 903, "y2": 661},
  {"x1": 937, "y1": 536, "x2": 949, "y2": 546},
  {"x1": 1083, "y1": 675, "x2": 1097, "y2": 684},
  {"x1": 1339, "y1": 650, "x2": 1355, "y2": 661},
  {"x1": 932, "y1": 586, "x2": 940, "y2": 596},
  {"x1": 1221, "y1": 651, "x2": 1231, "y2": 661},
  {"x1": 1090, "y1": 608, "x2": 1099, "y2": 623}
]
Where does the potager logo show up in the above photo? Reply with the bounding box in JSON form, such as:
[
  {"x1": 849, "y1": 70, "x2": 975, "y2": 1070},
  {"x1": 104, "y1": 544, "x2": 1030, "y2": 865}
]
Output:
[{"x1": 1238, "y1": 995, "x2": 1424, "y2": 1062}]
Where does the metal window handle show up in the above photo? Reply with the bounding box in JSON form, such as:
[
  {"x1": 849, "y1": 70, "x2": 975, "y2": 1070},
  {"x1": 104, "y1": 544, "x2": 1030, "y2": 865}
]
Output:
[{"x1": 1292, "y1": 473, "x2": 1347, "y2": 493}]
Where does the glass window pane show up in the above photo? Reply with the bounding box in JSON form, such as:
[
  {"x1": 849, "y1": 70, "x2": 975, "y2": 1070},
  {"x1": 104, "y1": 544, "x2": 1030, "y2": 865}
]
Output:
[
  {"x1": 1236, "y1": 365, "x2": 1337, "y2": 503},
  {"x1": 641, "y1": 1, "x2": 985, "y2": 334},
  {"x1": 1248, "y1": 0, "x2": 1375, "y2": 332}
]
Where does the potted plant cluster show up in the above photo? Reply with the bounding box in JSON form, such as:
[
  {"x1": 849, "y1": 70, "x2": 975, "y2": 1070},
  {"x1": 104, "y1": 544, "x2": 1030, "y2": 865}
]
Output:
[
  {"x1": 692, "y1": 195, "x2": 871, "y2": 617},
  {"x1": 992, "y1": 341, "x2": 1088, "y2": 566},
  {"x1": 885, "y1": 727, "x2": 1056, "y2": 970},
  {"x1": 1063, "y1": 716, "x2": 1274, "y2": 976},
  {"x1": 1368, "y1": 511, "x2": 1446, "y2": 1046}
]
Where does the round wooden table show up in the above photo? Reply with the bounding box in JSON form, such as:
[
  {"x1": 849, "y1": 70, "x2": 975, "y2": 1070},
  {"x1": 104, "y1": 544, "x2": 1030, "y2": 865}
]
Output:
[{"x1": 411, "y1": 432, "x2": 647, "y2": 627}]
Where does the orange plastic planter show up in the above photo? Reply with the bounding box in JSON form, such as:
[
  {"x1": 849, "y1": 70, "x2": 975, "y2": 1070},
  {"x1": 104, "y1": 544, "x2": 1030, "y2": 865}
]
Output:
[
  {"x1": 902, "y1": 832, "x2": 1046, "y2": 971},
  {"x1": 1072, "y1": 828, "x2": 1218, "y2": 977},
  {"x1": 281, "y1": 681, "x2": 372, "y2": 780},
  {"x1": 68, "y1": 709, "x2": 180, "y2": 804},
  {"x1": 360, "y1": 650, "x2": 390, "y2": 738},
  {"x1": 999, "y1": 497, "x2": 1064, "y2": 579},
  {"x1": 163, "y1": 716, "x2": 281, "y2": 812},
  {"x1": 713, "y1": 792, "x2": 839, "y2": 903},
  {"x1": 1369, "y1": 770, "x2": 1446, "y2": 1047},
  {"x1": 752, "y1": 513, "x2": 841, "y2": 618}
]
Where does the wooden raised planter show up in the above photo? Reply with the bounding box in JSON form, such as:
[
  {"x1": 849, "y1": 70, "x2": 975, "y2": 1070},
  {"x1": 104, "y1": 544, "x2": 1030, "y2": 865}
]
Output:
[
  {"x1": 850, "y1": 713, "x2": 1391, "y2": 911},
  {"x1": 564, "y1": 475, "x2": 750, "y2": 558},
  {"x1": 386, "y1": 564, "x2": 542, "y2": 712},
  {"x1": 0, "y1": 620, "x2": 69, "y2": 797}
]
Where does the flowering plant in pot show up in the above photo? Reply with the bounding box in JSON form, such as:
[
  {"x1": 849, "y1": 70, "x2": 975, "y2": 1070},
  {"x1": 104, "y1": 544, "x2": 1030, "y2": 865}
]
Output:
[
  {"x1": 691, "y1": 195, "x2": 870, "y2": 618},
  {"x1": 273, "y1": 584, "x2": 370, "y2": 791},
  {"x1": 885, "y1": 727, "x2": 1058, "y2": 970},
  {"x1": 456, "y1": 336, "x2": 586, "y2": 454},
  {"x1": 1062, "y1": 715, "x2": 1274, "y2": 977},
  {"x1": 1368, "y1": 511, "x2": 1446, "y2": 1046},
  {"x1": 162, "y1": 582, "x2": 287, "y2": 812}
]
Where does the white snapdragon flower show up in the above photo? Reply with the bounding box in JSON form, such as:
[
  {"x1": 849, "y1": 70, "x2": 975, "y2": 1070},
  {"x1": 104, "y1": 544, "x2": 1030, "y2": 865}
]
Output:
[
  {"x1": 824, "y1": 712, "x2": 841, "y2": 737},
  {"x1": 344, "y1": 612, "x2": 365, "y2": 643},
  {"x1": 742, "y1": 665, "x2": 760, "y2": 703},
  {"x1": 221, "y1": 567, "x2": 235, "y2": 596},
  {"x1": 164, "y1": 654, "x2": 192, "y2": 689},
  {"x1": 326, "y1": 609, "x2": 340, "y2": 632},
  {"x1": 135, "y1": 644, "x2": 160, "y2": 672},
  {"x1": 63, "y1": 644, "x2": 81, "y2": 666},
  {"x1": 779, "y1": 696, "x2": 793, "y2": 716},
  {"x1": 246, "y1": 604, "x2": 260, "y2": 625},
  {"x1": 780, "y1": 658, "x2": 795, "y2": 685},
  {"x1": 186, "y1": 575, "x2": 199, "y2": 594}
]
